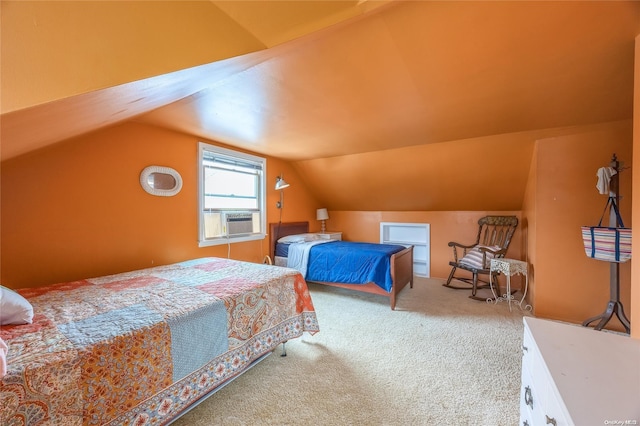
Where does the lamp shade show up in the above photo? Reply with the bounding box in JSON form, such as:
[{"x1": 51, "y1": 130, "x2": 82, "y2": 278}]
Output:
[
  {"x1": 275, "y1": 176, "x2": 290, "y2": 190},
  {"x1": 316, "y1": 208, "x2": 329, "y2": 221}
]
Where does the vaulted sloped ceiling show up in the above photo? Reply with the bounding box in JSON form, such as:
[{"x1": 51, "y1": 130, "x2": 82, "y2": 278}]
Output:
[
  {"x1": 2, "y1": 1, "x2": 639, "y2": 211},
  {"x1": 138, "y1": 1, "x2": 640, "y2": 160},
  {"x1": 0, "y1": 0, "x2": 390, "y2": 160}
]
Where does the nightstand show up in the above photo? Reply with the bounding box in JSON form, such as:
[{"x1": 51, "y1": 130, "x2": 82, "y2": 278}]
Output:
[{"x1": 314, "y1": 232, "x2": 342, "y2": 240}]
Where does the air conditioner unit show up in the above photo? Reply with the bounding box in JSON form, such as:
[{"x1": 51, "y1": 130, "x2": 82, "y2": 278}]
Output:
[{"x1": 223, "y1": 212, "x2": 255, "y2": 236}]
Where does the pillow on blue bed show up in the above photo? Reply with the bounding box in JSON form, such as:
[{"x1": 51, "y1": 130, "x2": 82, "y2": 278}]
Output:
[
  {"x1": 278, "y1": 233, "x2": 319, "y2": 243},
  {"x1": 0, "y1": 285, "x2": 34, "y2": 325}
]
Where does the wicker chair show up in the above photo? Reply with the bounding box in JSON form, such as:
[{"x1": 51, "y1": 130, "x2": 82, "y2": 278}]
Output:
[{"x1": 443, "y1": 216, "x2": 519, "y2": 300}]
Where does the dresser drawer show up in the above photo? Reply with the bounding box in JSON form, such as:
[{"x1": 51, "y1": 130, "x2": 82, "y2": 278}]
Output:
[
  {"x1": 537, "y1": 388, "x2": 570, "y2": 426},
  {"x1": 521, "y1": 321, "x2": 572, "y2": 426},
  {"x1": 526, "y1": 375, "x2": 570, "y2": 426},
  {"x1": 519, "y1": 390, "x2": 533, "y2": 426},
  {"x1": 522, "y1": 325, "x2": 547, "y2": 393},
  {"x1": 520, "y1": 327, "x2": 536, "y2": 425},
  {"x1": 519, "y1": 366, "x2": 536, "y2": 426},
  {"x1": 521, "y1": 317, "x2": 640, "y2": 426}
]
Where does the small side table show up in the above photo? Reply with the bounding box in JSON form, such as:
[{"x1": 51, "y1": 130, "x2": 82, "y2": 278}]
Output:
[{"x1": 488, "y1": 258, "x2": 532, "y2": 311}]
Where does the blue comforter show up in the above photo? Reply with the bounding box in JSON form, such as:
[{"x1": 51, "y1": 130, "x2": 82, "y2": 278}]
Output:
[{"x1": 305, "y1": 241, "x2": 406, "y2": 292}]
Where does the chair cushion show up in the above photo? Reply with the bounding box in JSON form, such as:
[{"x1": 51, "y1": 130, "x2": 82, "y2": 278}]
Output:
[{"x1": 459, "y1": 245, "x2": 500, "y2": 270}]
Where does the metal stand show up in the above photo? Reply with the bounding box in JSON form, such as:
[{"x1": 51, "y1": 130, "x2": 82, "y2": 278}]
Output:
[
  {"x1": 582, "y1": 261, "x2": 631, "y2": 333},
  {"x1": 582, "y1": 154, "x2": 631, "y2": 334},
  {"x1": 487, "y1": 258, "x2": 532, "y2": 312}
]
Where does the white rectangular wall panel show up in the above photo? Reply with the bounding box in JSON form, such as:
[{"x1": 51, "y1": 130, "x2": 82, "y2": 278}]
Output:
[{"x1": 380, "y1": 222, "x2": 430, "y2": 277}]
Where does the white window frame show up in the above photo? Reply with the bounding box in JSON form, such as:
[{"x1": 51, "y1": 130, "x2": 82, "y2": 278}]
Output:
[{"x1": 198, "y1": 142, "x2": 267, "y2": 247}]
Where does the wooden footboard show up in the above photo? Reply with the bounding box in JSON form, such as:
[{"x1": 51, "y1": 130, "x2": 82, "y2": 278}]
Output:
[{"x1": 390, "y1": 245, "x2": 414, "y2": 310}]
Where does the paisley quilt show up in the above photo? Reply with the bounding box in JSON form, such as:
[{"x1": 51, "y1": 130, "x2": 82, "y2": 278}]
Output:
[{"x1": 0, "y1": 257, "x2": 318, "y2": 425}]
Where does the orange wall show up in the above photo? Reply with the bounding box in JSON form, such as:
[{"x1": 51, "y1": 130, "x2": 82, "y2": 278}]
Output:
[
  {"x1": 295, "y1": 131, "x2": 537, "y2": 212},
  {"x1": 522, "y1": 143, "x2": 538, "y2": 313},
  {"x1": 1, "y1": 118, "x2": 637, "y2": 336},
  {"x1": 0, "y1": 119, "x2": 524, "y2": 289},
  {"x1": 524, "y1": 120, "x2": 633, "y2": 333},
  {"x1": 0, "y1": 122, "x2": 320, "y2": 288},
  {"x1": 325, "y1": 210, "x2": 522, "y2": 280},
  {"x1": 631, "y1": 35, "x2": 640, "y2": 339}
]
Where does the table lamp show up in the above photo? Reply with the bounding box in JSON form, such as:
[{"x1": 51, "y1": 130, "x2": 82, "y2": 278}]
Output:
[{"x1": 317, "y1": 208, "x2": 329, "y2": 233}]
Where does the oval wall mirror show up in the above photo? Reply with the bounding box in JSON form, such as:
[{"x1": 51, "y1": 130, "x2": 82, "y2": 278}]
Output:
[{"x1": 140, "y1": 166, "x2": 183, "y2": 197}]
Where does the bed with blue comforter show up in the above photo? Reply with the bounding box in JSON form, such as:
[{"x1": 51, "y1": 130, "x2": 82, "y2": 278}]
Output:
[{"x1": 270, "y1": 222, "x2": 414, "y2": 310}]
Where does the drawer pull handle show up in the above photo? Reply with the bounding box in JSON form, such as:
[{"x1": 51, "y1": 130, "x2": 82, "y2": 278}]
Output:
[
  {"x1": 523, "y1": 421, "x2": 530, "y2": 426},
  {"x1": 524, "y1": 386, "x2": 533, "y2": 409},
  {"x1": 522, "y1": 345, "x2": 528, "y2": 352},
  {"x1": 546, "y1": 415, "x2": 557, "y2": 425}
]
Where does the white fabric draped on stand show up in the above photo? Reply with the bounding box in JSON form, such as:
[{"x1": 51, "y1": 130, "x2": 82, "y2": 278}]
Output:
[{"x1": 596, "y1": 166, "x2": 617, "y2": 195}]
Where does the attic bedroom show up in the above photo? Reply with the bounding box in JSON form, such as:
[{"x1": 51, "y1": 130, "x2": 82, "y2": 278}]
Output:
[{"x1": 1, "y1": 1, "x2": 639, "y2": 425}]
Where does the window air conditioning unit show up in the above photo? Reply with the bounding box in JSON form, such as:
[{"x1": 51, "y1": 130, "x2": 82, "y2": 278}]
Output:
[{"x1": 223, "y1": 212, "x2": 255, "y2": 236}]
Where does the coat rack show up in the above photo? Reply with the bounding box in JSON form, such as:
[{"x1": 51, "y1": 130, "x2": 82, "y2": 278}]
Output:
[{"x1": 582, "y1": 154, "x2": 631, "y2": 333}]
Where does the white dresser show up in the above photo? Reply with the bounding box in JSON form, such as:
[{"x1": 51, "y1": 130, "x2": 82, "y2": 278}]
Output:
[{"x1": 520, "y1": 317, "x2": 640, "y2": 426}]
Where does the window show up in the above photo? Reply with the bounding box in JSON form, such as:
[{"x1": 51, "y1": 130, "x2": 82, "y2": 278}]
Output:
[{"x1": 198, "y1": 142, "x2": 266, "y2": 247}]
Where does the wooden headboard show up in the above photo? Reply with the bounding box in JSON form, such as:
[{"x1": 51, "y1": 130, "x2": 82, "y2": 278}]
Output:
[{"x1": 268, "y1": 221, "x2": 309, "y2": 262}]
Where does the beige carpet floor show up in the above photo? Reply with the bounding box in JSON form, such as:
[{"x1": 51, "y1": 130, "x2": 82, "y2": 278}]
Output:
[{"x1": 172, "y1": 277, "x2": 531, "y2": 426}]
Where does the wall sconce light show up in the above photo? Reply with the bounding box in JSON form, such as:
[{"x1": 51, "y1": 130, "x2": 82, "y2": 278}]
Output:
[
  {"x1": 275, "y1": 175, "x2": 290, "y2": 191},
  {"x1": 275, "y1": 175, "x2": 290, "y2": 209},
  {"x1": 317, "y1": 208, "x2": 329, "y2": 233}
]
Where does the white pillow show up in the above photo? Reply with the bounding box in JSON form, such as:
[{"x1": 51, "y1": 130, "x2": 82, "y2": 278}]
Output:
[
  {"x1": 459, "y1": 245, "x2": 501, "y2": 270},
  {"x1": 0, "y1": 285, "x2": 34, "y2": 325},
  {"x1": 277, "y1": 233, "x2": 319, "y2": 243}
]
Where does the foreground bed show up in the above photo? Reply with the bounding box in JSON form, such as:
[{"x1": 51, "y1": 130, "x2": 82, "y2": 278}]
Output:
[
  {"x1": 269, "y1": 221, "x2": 413, "y2": 310},
  {"x1": 0, "y1": 257, "x2": 318, "y2": 425}
]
